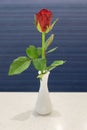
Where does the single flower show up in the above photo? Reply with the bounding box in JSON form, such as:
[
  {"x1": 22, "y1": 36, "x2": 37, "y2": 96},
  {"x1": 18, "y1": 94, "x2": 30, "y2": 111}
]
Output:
[{"x1": 35, "y1": 9, "x2": 53, "y2": 33}]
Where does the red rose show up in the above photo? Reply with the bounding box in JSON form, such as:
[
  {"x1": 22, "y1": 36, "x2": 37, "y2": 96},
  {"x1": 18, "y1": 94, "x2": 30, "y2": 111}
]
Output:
[{"x1": 35, "y1": 9, "x2": 53, "y2": 33}]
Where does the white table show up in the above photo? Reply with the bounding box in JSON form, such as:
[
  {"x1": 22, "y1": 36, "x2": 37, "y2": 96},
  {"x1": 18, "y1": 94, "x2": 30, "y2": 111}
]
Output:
[{"x1": 0, "y1": 92, "x2": 87, "y2": 130}]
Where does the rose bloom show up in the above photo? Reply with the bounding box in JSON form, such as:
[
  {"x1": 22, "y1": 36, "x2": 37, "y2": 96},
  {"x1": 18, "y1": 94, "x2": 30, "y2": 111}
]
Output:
[{"x1": 35, "y1": 9, "x2": 53, "y2": 33}]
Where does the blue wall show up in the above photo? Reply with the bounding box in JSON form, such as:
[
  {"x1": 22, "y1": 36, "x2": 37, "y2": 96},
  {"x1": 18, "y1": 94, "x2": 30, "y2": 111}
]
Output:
[{"x1": 0, "y1": 4, "x2": 87, "y2": 92}]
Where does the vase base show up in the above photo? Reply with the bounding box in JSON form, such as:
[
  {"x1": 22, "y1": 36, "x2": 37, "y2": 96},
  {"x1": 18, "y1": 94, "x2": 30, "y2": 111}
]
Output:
[{"x1": 34, "y1": 110, "x2": 52, "y2": 116}]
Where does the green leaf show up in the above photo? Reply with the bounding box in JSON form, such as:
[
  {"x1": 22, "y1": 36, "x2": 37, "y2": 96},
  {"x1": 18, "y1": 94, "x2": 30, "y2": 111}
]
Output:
[
  {"x1": 37, "y1": 47, "x2": 42, "y2": 56},
  {"x1": 8, "y1": 56, "x2": 31, "y2": 76},
  {"x1": 46, "y1": 47, "x2": 58, "y2": 54},
  {"x1": 51, "y1": 18, "x2": 58, "y2": 29},
  {"x1": 26, "y1": 45, "x2": 38, "y2": 59},
  {"x1": 33, "y1": 58, "x2": 46, "y2": 71},
  {"x1": 47, "y1": 60, "x2": 65, "y2": 71},
  {"x1": 45, "y1": 34, "x2": 54, "y2": 50}
]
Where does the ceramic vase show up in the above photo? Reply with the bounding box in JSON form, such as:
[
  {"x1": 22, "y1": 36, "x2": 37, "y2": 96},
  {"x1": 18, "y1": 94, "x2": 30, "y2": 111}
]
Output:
[{"x1": 35, "y1": 71, "x2": 52, "y2": 115}]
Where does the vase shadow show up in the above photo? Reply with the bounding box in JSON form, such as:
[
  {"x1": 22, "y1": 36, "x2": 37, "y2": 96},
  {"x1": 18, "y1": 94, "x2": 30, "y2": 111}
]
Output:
[
  {"x1": 12, "y1": 110, "x2": 32, "y2": 121},
  {"x1": 11, "y1": 109, "x2": 61, "y2": 121}
]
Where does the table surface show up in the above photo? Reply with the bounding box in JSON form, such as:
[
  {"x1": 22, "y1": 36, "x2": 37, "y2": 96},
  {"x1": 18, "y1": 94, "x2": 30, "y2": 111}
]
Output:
[{"x1": 0, "y1": 92, "x2": 87, "y2": 130}]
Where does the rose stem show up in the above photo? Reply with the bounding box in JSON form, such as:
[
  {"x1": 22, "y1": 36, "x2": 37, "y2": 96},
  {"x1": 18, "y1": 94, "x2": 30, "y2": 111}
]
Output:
[{"x1": 42, "y1": 32, "x2": 45, "y2": 59}]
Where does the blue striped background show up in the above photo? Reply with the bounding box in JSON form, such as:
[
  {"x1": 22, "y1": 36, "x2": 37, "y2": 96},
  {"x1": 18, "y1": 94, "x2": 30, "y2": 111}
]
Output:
[{"x1": 0, "y1": 4, "x2": 87, "y2": 92}]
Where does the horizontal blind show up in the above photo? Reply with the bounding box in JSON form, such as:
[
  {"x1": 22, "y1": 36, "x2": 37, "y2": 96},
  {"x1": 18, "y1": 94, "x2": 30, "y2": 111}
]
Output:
[{"x1": 0, "y1": 4, "x2": 87, "y2": 92}]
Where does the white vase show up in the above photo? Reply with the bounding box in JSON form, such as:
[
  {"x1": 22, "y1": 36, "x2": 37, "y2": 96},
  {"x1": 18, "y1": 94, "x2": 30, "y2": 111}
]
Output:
[{"x1": 35, "y1": 71, "x2": 52, "y2": 115}]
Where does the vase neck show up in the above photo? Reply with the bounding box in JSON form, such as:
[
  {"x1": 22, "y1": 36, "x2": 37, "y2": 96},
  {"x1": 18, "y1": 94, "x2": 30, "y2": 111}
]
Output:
[{"x1": 40, "y1": 72, "x2": 50, "y2": 86}]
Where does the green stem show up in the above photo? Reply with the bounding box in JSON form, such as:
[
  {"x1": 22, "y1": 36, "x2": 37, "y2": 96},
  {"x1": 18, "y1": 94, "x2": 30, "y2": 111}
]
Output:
[{"x1": 42, "y1": 32, "x2": 45, "y2": 59}]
